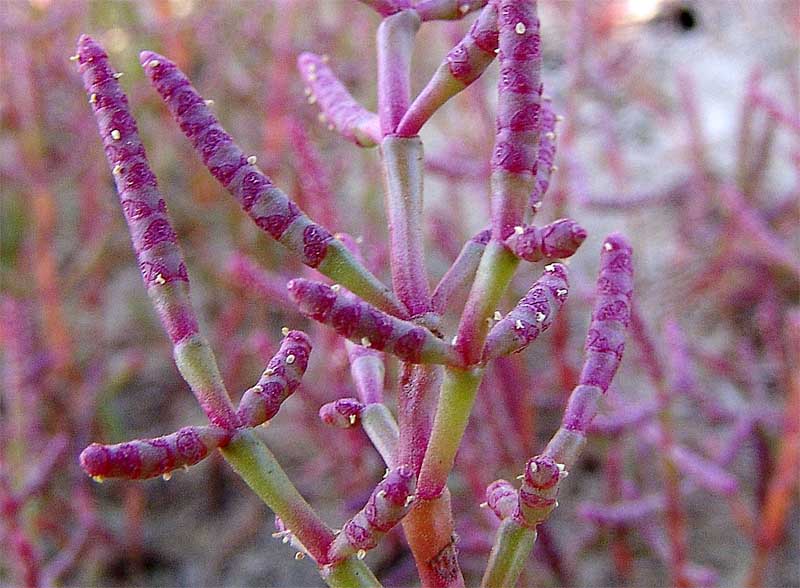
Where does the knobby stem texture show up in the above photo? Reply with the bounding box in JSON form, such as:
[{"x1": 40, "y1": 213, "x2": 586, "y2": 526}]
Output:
[
  {"x1": 72, "y1": 0, "x2": 639, "y2": 583},
  {"x1": 75, "y1": 35, "x2": 385, "y2": 588}
]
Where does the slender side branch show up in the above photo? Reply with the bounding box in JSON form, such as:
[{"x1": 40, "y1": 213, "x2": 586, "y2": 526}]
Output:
[
  {"x1": 75, "y1": 35, "x2": 238, "y2": 429},
  {"x1": 139, "y1": 51, "x2": 404, "y2": 316},
  {"x1": 481, "y1": 234, "x2": 633, "y2": 587},
  {"x1": 397, "y1": 2, "x2": 498, "y2": 136},
  {"x1": 381, "y1": 136, "x2": 431, "y2": 315},
  {"x1": 432, "y1": 229, "x2": 490, "y2": 314},
  {"x1": 287, "y1": 279, "x2": 458, "y2": 365},
  {"x1": 377, "y1": 10, "x2": 420, "y2": 134},
  {"x1": 298, "y1": 53, "x2": 382, "y2": 147},
  {"x1": 237, "y1": 331, "x2": 312, "y2": 427}
]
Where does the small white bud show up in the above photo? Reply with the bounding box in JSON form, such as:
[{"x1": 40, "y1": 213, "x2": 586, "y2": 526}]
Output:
[
  {"x1": 294, "y1": 552, "x2": 305, "y2": 560},
  {"x1": 330, "y1": 284, "x2": 341, "y2": 292},
  {"x1": 349, "y1": 414, "x2": 357, "y2": 425},
  {"x1": 162, "y1": 472, "x2": 172, "y2": 481},
  {"x1": 479, "y1": 501, "x2": 489, "y2": 508},
  {"x1": 247, "y1": 155, "x2": 257, "y2": 165},
  {"x1": 544, "y1": 131, "x2": 556, "y2": 141},
  {"x1": 515, "y1": 22, "x2": 526, "y2": 34},
  {"x1": 281, "y1": 326, "x2": 290, "y2": 336},
  {"x1": 113, "y1": 72, "x2": 124, "y2": 79},
  {"x1": 544, "y1": 263, "x2": 557, "y2": 272},
  {"x1": 515, "y1": 319, "x2": 525, "y2": 330},
  {"x1": 112, "y1": 164, "x2": 123, "y2": 175},
  {"x1": 357, "y1": 549, "x2": 366, "y2": 560},
  {"x1": 536, "y1": 312, "x2": 546, "y2": 322},
  {"x1": 148, "y1": 59, "x2": 160, "y2": 68},
  {"x1": 361, "y1": 337, "x2": 371, "y2": 348},
  {"x1": 69, "y1": 54, "x2": 79, "y2": 61},
  {"x1": 154, "y1": 273, "x2": 166, "y2": 285},
  {"x1": 285, "y1": 354, "x2": 295, "y2": 365},
  {"x1": 89, "y1": 93, "x2": 97, "y2": 104},
  {"x1": 513, "y1": 225, "x2": 525, "y2": 235},
  {"x1": 204, "y1": 99, "x2": 215, "y2": 106},
  {"x1": 110, "y1": 129, "x2": 121, "y2": 140},
  {"x1": 493, "y1": 311, "x2": 502, "y2": 321}
]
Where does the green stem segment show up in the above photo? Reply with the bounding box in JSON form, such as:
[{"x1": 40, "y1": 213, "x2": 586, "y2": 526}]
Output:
[
  {"x1": 222, "y1": 431, "x2": 382, "y2": 586},
  {"x1": 220, "y1": 431, "x2": 334, "y2": 559},
  {"x1": 321, "y1": 556, "x2": 383, "y2": 588},
  {"x1": 481, "y1": 519, "x2": 537, "y2": 588},
  {"x1": 455, "y1": 240, "x2": 519, "y2": 365},
  {"x1": 417, "y1": 367, "x2": 483, "y2": 498},
  {"x1": 361, "y1": 403, "x2": 400, "y2": 468}
]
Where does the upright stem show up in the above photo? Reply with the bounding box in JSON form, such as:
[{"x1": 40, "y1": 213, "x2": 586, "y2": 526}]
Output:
[
  {"x1": 418, "y1": 367, "x2": 483, "y2": 498},
  {"x1": 481, "y1": 519, "x2": 537, "y2": 588},
  {"x1": 455, "y1": 240, "x2": 519, "y2": 365},
  {"x1": 377, "y1": 10, "x2": 420, "y2": 135},
  {"x1": 220, "y1": 430, "x2": 334, "y2": 561},
  {"x1": 402, "y1": 489, "x2": 465, "y2": 588},
  {"x1": 381, "y1": 136, "x2": 431, "y2": 315}
]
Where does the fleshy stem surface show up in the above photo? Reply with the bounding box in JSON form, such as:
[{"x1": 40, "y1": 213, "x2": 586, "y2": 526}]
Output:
[
  {"x1": 220, "y1": 432, "x2": 353, "y2": 571},
  {"x1": 417, "y1": 367, "x2": 483, "y2": 499},
  {"x1": 455, "y1": 240, "x2": 520, "y2": 365},
  {"x1": 397, "y1": 2, "x2": 498, "y2": 136},
  {"x1": 78, "y1": 37, "x2": 379, "y2": 588},
  {"x1": 481, "y1": 234, "x2": 633, "y2": 588},
  {"x1": 381, "y1": 136, "x2": 432, "y2": 316},
  {"x1": 139, "y1": 51, "x2": 404, "y2": 317},
  {"x1": 360, "y1": 403, "x2": 400, "y2": 467},
  {"x1": 377, "y1": 10, "x2": 420, "y2": 135},
  {"x1": 491, "y1": 0, "x2": 542, "y2": 239},
  {"x1": 75, "y1": 35, "x2": 238, "y2": 429},
  {"x1": 481, "y1": 519, "x2": 537, "y2": 588}
]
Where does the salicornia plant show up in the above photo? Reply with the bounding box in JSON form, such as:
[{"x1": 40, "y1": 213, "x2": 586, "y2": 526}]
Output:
[{"x1": 73, "y1": 1, "x2": 634, "y2": 585}]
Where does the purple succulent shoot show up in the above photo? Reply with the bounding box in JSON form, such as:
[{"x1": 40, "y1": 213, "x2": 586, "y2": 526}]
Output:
[
  {"x1": 579, "y1": 233, "x2": 633, "y2": 392},
  {"x1": 80, "y1": 426, "x2": 232, "y2": 481},
  {"x1": 482, "y1": 263, "x2": 569, "y2": 362},
  {"x1": 287, "y1": 279, "x2": 459, "y2": 365},
  {"x1": 504, "y1": 218, "x2": 587, "y2": 262},
  {"x1": 237, "y1": 330, "x2": 312, "y2": 428},
  {"x1": 139, "y1": 51, "x2": 403, "y2": 316},
  {"x1": 397, "y1": 1, "x2": 498, "y2": 136},
  {"x1": 75, "y1": 35, "x2": 238, "y2": 430},
  {"x1": 485, "y1": 479, "x2": 518, "y2": 520},
  {"x1": 528, "y1": 99, "x2": 559, "y2": 215},
  {"x1": 515, "y1": 455, "x2": 565, "y2": 527},
  {"x1": 414, "y1": 0, "x2": 489, "y2": 21},
  {"x1": 491, "y1": 0, "x2": 543, "y2": 239},
  {"x1": 75, "y1": 36, "x2": 196, "y2": 345},
  {"x1": 298, "y1": 53, "x2": 381, "y2": 147},
  {"x1": 319, "y1": 397, "x2": 366, "y2": 428},
  {"x1": 328, "y1": 465, "x2": 416, "y2": 561}
]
